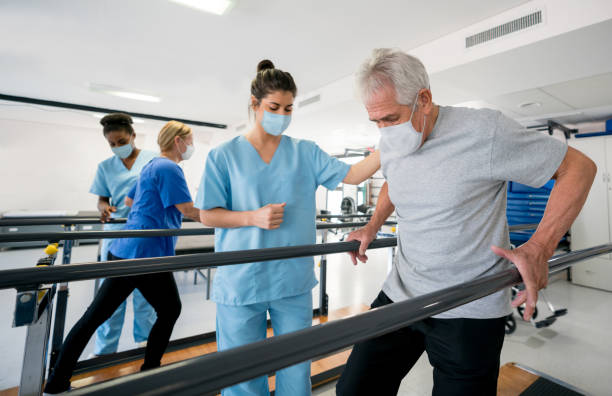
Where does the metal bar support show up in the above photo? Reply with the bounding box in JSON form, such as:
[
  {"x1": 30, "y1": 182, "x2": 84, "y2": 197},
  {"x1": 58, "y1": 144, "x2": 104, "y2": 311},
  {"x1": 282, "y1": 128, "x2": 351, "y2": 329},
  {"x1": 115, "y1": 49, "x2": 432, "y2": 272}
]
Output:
[
  {"x1": 319, "y1": 230, "x2": 329, "y2": 316},
  {"x1": 49, "y1": 237, "x2": 73, "y2": 369},
  {"x1": 18, "y1": 296, "x2": 53, "y2": 396}
]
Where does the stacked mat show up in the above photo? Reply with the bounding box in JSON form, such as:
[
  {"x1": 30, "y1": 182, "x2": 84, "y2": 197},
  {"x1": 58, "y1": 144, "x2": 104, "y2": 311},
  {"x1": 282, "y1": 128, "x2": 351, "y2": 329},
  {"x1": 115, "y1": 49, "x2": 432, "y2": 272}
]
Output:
[{"x1": 506, "y1": 180, "x2": 555, "y2": 245}]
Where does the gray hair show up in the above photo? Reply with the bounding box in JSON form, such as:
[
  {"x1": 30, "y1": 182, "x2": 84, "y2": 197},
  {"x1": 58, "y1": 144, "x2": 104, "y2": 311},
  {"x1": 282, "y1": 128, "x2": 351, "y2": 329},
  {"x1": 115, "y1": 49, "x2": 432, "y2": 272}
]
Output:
[{"x1": 356, "y1": 48, "x2": 430, "y2": 106}]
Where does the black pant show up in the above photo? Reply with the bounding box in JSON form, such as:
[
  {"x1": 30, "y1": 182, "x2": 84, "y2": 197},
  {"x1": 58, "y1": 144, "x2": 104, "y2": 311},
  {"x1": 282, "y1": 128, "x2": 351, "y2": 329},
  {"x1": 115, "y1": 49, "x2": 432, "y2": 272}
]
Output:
[
  {"x1": 336, "y1": 291, "x2": 505, "y2": 396},
  {"x1": 44, "y1": 252, "x2": 182, "y2": 393}
]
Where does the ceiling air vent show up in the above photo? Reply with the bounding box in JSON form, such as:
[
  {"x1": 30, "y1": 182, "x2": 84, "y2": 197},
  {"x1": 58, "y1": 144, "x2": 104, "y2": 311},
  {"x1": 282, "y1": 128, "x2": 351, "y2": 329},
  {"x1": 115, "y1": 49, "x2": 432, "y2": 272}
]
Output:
[
  {"x1": 465, "y1": 10, "x2": 542, "y2": 48},
  {"x1": 298, "y1": 94, "x2": 321, "y2": 108}
]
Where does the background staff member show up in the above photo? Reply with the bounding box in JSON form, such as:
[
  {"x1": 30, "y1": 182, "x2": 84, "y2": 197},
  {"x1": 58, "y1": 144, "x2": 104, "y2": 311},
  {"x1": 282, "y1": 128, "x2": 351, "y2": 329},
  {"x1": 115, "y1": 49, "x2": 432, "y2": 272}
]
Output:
[
  {"x1": 196, "y1": 60, "x2": 380, "y2": 396},
  {"x1": 89, "y1": 113, "x2": 156, "y2": 355},
  {"x1": 44, "y1": 121, "x2": 201, "y2": 394}
]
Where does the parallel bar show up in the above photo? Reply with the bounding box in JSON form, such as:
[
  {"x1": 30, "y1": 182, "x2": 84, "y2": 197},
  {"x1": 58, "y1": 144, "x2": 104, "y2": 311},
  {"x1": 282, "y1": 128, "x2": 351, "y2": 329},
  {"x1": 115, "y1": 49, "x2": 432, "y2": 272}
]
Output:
[
  {"x1": 68, "y1": 244, "x2": 612, "y2": 396},
  {"x1": 1, "y1": 215, "x2": 378, "y2": 227},
  {"x1": 0, "y1": 222, "x2": 530, "y2": 243},
  {"x1": 315, "y1": 221, "x2": 395, "y2": 230},
  {"x1": 0, "y1": 239, "x2": 397, "y2": 290},
  {"x1": 0, "y1": 227, "x2": 215, "y2": 243},
  {"x1": 316, "y1": 214, "x2": 373, "y2": 219},
  {"x1": 508, "y1": 223, "x2": 539, "y2": 231},
  {"x1": 0, "y1": 222, "x2": 392, "y2": 243},
  {"x1": 0, "y1": 217, "x2": 116, "y2": 226}
]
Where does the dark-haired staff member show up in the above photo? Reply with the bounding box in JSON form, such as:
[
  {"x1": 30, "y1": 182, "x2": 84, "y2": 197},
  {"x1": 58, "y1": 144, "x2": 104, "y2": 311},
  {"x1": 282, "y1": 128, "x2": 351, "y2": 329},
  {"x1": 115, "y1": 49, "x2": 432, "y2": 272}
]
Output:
[
  {"x1": 89, "y1": 113, "x2": 156, "y2": 355},
  {"x1": 44, "y1": 121, "x2": 200, "y2": 394},
  {"x1": 196, "y1": 60, "x2": 381, "y2": 396}
]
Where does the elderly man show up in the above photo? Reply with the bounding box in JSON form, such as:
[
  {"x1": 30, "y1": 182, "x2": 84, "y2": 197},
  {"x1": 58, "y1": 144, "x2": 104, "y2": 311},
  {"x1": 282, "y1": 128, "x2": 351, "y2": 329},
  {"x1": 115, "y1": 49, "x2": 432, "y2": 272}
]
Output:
[{"x1": 336, "y1": 48, "x2": 596, "y2": 396}]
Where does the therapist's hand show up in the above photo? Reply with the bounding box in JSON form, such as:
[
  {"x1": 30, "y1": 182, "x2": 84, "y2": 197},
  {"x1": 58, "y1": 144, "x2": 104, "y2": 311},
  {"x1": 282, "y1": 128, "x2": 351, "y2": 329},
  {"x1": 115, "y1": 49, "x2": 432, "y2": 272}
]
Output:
[
  {"x1": 100, "y1": 205, "x2": 117, "y2": 223},
  {"x1": 347, "y1": 225, "x2": 377, "y2": 265},
  {"x1": 250, "y1": 203, "x2": 286, "y2": 230}
]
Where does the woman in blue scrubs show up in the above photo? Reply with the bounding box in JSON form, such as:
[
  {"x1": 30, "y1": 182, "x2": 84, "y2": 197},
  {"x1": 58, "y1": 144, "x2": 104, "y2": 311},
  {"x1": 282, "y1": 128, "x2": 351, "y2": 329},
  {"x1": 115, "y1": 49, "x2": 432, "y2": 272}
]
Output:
[
  {"x1": 90, "y1": 113, "x2": 157, "y2": 355},
  {"x1": 44, "y1": 121, "x2": 200, "y2": 394},
  {"x1": 196, "y1": 60, "x2": 380, "y2": 396}
]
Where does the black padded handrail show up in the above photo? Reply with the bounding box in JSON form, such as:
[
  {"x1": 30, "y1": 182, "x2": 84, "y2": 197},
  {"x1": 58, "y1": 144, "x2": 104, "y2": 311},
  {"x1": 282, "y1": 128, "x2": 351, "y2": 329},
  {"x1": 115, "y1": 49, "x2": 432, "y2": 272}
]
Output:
[
  {"x1": 0, "y1": 227, "x2": 215, "y2": 242},
  {"x1": 67, "y1": 243, "x2": 612, "y2": 396},
  {"x1": 0, "y1": 221, "x2": 396, "y2": 243},
  {"x1": 0, "y1": 222, "x2": 531, "y2": 243},
  {"x1": 0, "y1": 214, "x2": 378, "y2": 227},
  {"x1": 0, "y1": 238, "x2": 397, "y2": 290}
]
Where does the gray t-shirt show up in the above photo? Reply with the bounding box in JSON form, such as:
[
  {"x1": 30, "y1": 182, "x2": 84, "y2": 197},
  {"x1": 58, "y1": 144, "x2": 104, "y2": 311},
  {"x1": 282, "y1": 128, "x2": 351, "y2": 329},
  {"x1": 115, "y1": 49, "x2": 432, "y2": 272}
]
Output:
[{"x1": 380, "y1": 106, "x2": 567, "y2": 319}]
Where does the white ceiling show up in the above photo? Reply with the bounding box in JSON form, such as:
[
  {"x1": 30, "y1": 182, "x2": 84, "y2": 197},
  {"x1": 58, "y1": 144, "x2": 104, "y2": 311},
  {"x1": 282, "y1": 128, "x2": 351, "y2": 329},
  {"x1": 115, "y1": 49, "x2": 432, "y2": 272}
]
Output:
[
  {"x1": 0, "y1": 0, "x2": 526, "y2": 126},
  {"x1": 430, "y1": 17, "x2": 612, "y2": 125}
]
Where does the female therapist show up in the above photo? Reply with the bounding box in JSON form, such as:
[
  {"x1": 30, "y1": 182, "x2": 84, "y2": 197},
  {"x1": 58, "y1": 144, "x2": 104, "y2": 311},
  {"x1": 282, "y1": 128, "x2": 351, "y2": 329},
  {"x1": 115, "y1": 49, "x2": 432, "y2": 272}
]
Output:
[
  {"x1": 89, "y1": 113, "x2": 156, "y2": 355},
  {"x1": 44, "y1": 121, "x2": 200, "y2": 394},
  {"x1": 196, "y1": 60, "x2": 380, "y2": 396}
]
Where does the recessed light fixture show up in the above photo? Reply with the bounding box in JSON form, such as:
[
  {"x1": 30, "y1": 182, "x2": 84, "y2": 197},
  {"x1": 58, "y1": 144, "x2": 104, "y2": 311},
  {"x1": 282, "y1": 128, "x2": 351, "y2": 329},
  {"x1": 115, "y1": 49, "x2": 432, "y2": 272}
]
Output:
[
  {"x1": 89, "y1": 83, "x2": 161, "y2": 103},
  {"x1": 518, "y1": 101, "x2": 542, "y2": 109},
  {"x1": 170, "y1": 0, "x2": 234, "y2": 15}
]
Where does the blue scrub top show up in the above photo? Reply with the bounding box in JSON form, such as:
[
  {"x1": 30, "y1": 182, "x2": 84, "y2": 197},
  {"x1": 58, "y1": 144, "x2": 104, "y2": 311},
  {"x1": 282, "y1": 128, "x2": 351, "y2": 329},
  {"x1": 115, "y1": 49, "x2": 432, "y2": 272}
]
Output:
[
  {"x1": 195, "y1": 135, "x2": 350, "y2": 306},
  {"x1": 111, "y1": 157, "x2": 193, "y2": 259},
  {"x1": 89, "y1": 150, "x2": 157, "y2": 231}
]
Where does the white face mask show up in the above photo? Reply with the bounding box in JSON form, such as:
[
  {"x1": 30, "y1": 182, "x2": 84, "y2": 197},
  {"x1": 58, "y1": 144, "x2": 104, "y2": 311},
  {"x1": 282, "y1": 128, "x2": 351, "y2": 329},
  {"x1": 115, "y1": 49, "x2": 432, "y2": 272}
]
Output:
[
  {"x1": 180, "y1": 139, "x2": 195, "y2": 160},
  {"x1": 379, "y1": 93, "x2": 426, "y2": 157}
]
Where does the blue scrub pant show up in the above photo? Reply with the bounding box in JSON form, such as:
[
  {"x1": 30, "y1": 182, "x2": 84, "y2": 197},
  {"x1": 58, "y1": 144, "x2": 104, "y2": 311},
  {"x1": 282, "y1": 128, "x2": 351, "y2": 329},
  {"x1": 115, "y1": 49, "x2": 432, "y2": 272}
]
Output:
[
  {"x1": 94, "y1": 241, "x2": 156, "y2": 355},
  {"x1": 216, "y1": 292, "x2": 313, "y2": 396}
]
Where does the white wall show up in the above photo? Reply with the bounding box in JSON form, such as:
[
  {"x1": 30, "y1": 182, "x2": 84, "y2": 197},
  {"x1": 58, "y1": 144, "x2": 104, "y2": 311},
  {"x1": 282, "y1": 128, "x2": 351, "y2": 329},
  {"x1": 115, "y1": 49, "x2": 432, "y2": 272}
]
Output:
[
  {"x1": 0, "y1": 111, "x2": 231, "y2": 213},
  {"x1": 0, "y1": 108, "x2": 353, "y2": 214}
]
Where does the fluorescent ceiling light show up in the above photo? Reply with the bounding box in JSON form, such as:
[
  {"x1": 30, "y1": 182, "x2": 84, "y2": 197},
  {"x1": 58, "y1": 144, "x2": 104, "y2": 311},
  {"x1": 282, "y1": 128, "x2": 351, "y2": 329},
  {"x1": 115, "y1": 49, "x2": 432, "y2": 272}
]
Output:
[
  {"x1": 89, "y1": 83, "x2": 161, "y2": 103},
  {"x1": 107, "y1": 90, "x2": 161, "y2": 103},
  {"x1": 170, "y1": 0, "x2": 234, "y2": 15},
  {"x1": 519, "y1": 101, "x2": 542, "y2": 109}
]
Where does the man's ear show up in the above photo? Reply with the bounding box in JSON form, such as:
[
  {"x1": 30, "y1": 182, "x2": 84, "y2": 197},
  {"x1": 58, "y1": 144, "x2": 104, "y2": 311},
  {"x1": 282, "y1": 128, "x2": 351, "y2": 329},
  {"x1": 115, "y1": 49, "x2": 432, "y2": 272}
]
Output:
[{"x1": 419, "y1": 89, "x2": 434, "y2": 115}]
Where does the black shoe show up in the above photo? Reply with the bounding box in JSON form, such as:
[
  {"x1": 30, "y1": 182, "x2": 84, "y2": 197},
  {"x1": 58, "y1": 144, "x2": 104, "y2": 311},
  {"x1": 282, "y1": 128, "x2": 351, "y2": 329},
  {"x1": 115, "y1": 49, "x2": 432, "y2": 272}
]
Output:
[{"x1": 43, "y1": 378, "x2": 71, "y2": 394}]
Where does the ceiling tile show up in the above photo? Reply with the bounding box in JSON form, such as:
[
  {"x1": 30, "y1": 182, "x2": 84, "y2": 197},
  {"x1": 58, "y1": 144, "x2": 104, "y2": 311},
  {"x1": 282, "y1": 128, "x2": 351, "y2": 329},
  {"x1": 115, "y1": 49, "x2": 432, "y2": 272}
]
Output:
[
  {"x1": 540, "y1": 72, "x2": 612, "y2": 110},
  {"x1": 485, "y1": 88, "x2": 574, "y2": 117}
]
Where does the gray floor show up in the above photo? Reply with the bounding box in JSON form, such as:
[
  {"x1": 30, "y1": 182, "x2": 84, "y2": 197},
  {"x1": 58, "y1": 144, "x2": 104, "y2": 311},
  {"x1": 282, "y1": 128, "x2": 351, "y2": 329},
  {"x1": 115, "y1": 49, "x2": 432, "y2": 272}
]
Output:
[{"x1": 1, "y1": 242, "x2": 611, "y2": 395}]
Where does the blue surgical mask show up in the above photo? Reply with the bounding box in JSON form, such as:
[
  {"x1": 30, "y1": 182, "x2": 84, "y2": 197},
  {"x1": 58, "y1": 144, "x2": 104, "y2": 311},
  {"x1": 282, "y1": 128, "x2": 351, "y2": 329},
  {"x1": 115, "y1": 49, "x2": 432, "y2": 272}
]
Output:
[
  {"x1": 379, "y1": 93, "x2": 425, "y2": 156},
  {"x1": 111, "y1": 143, "x2": 134, "y2": 159},
  {"x1": 261, "y1": 110, "x2": 291, "y2": 136}
]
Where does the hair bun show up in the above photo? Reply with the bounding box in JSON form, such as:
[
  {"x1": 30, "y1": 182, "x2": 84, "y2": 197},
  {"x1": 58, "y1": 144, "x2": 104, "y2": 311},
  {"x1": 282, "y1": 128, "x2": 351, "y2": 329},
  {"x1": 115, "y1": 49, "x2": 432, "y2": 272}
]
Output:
[
  {"x1": 100, "y1": 112, "x2": 133, "y2": 127},
  {"x1": 257, "y1": 59, "x2": 275, "y2": 73}
]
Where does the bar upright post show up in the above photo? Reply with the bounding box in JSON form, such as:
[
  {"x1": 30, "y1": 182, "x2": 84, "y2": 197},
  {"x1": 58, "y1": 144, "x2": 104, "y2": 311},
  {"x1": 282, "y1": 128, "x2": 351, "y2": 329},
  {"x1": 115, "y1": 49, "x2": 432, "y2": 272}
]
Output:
[{"x1": 319, "y1": 230, "x2": 329, "y2": 316}]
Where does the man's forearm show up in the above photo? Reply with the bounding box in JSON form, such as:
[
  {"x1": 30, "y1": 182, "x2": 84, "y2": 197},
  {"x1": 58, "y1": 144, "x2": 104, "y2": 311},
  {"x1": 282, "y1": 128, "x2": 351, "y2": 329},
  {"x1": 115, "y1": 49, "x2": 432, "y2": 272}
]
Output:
[
  {"x1": 530, "y1": 149, "x2": 596, "y2": 255},
  {"x1": 366, "y1": 182, "x2": 395, "y2": 231}
]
